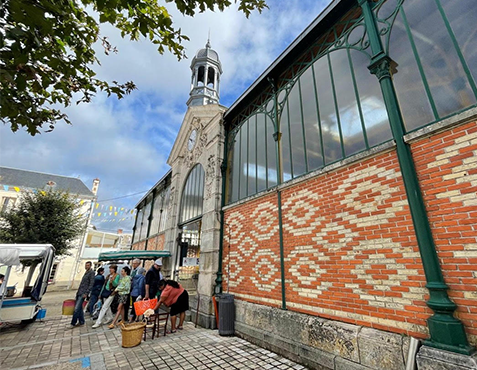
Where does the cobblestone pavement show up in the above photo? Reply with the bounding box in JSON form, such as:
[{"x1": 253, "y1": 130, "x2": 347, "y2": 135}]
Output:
[{"x1": 0, "y1": 315, "x2": 308, "y2": 370}]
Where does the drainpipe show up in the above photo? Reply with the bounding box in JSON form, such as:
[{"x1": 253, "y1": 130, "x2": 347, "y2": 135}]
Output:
[
  {"x1": 268, "y1": 77, "x2": 287, "y2": 310},
  {"x1": 359, "y1": 0, "x2": 473, "y2": 355},
  {"x1": 215, "y1": 125, "x2": 228, "y2": 295},
  {"x1": 145, "y1": 192, "x2": 156, "y2": 251}
]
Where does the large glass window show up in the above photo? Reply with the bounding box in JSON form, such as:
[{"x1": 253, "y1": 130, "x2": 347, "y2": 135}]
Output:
[
  {"x1": 228, "y1": 111, "x2": 278, "y2": 203},
  {"x1": 180, "y1": 164, "x2": 205, "y2": 224},
  {"x1": 386, "y1": 0, "x2": 477, "y2": 131},
  {"x1": 226, "y1": 0, "x2": 477, "y2": 204},
  {"x1": 139, "y1": 197, "x2": 152, "y2": 241},
  {"x1": 149, "y1": 184, "x2": 171, "y2": 236}
]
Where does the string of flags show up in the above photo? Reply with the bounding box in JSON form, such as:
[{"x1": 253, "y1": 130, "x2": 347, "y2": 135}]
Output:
[{"x1": 1, "y1": 184, "x2": 137, "y2": 224}]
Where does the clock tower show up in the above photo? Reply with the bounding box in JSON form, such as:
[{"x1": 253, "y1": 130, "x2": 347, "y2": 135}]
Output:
[{"x1": 164, "y1": 40, "x2": 226, "y2": 328}]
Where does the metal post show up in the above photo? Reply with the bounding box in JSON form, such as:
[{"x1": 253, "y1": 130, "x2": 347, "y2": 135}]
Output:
[
  {"x1": 358, "y1": 0, "x2": 473, "y2": 355},
  {"x1": 268, "y1": 77, "x2": 287, "y2": 310}
]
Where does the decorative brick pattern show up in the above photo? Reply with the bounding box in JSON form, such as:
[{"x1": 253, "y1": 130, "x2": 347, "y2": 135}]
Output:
[
  {"x1": 223, "y1": 120, "x2": 477, "y2": 345},
  {"x1": 412, "y1": 120, "x2": 477, "y2": 346},
  {"x1": 223, "y1": 195, "x2": 281, "y2": 303}
]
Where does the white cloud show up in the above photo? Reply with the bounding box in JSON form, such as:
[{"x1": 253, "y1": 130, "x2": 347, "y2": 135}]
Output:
[{"x1": 0, "y1": 0, "x2": 331, "y2": 233}]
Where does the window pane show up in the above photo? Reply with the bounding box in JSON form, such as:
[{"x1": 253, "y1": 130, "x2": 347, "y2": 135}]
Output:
[
  {"x1": 280, "y1": 102, "x2": 293, "y2": 182},
  {"x1": 301, "y1": 66, "x2": 323, "y2": 171},
  {"x1": 266, "y1": 116, "x2": 278, "y2": 187},
  {"x1": 159, "y1": 186, "x2": 170, "y2": 232},
  {"x1": 230, "y1": 132, "x2": 240, "y2": 203},
  {"x1": 350, "y1": 49, "x2": 392, "y2": 147},
  {"x1": 288, "y1": 82, "x2": 307, "y2": 177},
  {"x1": 239, "y1": 122, "x2": 248, "y2": 199},
  {"x1": 314, "y1": 56, "x2": 343, "y2": 164},
  {"x1": 180, "y1": 164, "x2": 205, "y2": 223},
  {"x1": 248, "y1": 116, "x2": 257, "y2": 196},
  {"x1": 390, "y1": 11, "x2": 435, "y2": 130},
  {"x1": 330, "y1": 49, "x2": 366, "y2": 157},
  {"x1": 443, "y1": 0, "x2": 477, "y2": 95},
  {"x1": 403, "y1": 0, "x2": 476, "y2": 119},
  {"x1": 256, "y1": 114, "x2": 267, "y2": 192}
]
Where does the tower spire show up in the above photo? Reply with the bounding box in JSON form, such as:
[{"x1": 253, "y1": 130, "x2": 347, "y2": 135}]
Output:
[{"x1": 187, "y1": 39, "x2": 222, "y2": 107}]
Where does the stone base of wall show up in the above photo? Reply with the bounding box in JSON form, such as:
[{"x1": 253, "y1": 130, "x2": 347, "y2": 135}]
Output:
[
  {"x1": 235, "y1": 300, "x2": 411, "y2": 370},
  {"x1": 188, "y1": 294, "x2": 217, "y2": 329},
  {"x1": 416, "y1": 346, "x2": 477, "y2": 370}
]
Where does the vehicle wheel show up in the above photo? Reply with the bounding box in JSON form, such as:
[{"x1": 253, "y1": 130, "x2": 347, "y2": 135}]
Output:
[{"x1": 21, "y1": 312, "x2": 38, "y2": 325}]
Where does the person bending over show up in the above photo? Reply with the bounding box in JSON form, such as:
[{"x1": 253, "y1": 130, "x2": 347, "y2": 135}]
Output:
[{"x1": 154, "y1": 279, "x2": 189, "y2": 333}]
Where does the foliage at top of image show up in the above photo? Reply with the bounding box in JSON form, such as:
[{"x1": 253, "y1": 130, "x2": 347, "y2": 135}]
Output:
[
  {"x1": 0, "y1": 0, "x2": 267, "y2": 135},
  {"x1": 0, "y1": 190, "x2": 87, "y2": 256}
]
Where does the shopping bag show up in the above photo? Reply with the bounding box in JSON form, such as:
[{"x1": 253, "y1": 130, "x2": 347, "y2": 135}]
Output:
[
  {"x1": 134, "y1": 298, "x2": 157, "y2": 316},
  {"x1": 92, "y1": 301, "x2": 102, "y2": 320}
]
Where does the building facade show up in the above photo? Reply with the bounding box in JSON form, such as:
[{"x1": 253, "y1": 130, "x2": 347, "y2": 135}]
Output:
[
  {"x1": 132, "y1": 1, "x2": 477, "y2": 369},
  {"x1": 0, "y1": 167, "x2": 96, "y2": 291}
]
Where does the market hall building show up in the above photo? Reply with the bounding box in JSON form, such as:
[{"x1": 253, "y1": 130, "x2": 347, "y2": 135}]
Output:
[{"x1": 131, "y1": 1, "x2": 477, "y2": 369}]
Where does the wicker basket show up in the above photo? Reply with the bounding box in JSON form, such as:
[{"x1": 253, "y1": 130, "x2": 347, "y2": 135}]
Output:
[{"x1": 120, "y1": 322, "x2": 146, "y2": 348}]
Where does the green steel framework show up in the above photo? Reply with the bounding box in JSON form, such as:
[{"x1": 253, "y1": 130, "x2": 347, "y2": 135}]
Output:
[{"x1": 220, "y1": 0, "x2": 476, "y2": 355}]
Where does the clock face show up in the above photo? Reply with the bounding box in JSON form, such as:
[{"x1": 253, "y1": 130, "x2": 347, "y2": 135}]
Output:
[{"x1": 188, "y1": 129, "x2": 197, "y2": 151}]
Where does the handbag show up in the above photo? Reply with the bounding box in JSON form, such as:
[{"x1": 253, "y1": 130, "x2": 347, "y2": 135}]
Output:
[{"x1": 134, "y1": 298, "x2": 158, "y2": 316}]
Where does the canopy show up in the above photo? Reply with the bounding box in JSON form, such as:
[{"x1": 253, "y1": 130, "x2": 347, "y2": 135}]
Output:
[
  {"x1": 0, "y1": 244, "x2": 55, "y2": 265},
  {"x1": 98, "y1": 250, "x2": 171, "y2": 262}
]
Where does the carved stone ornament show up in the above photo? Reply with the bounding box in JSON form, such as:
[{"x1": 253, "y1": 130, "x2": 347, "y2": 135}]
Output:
[
  {"x1": 205, "y1": 154, "x2": 216, "y2": 200},
  {"x1": 183, "y1": 129, "x2": 208, "y2": 169}
]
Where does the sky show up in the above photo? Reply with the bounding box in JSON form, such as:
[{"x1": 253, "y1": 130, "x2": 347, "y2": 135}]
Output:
[{"x1": 0, "y1": 0, "x2": 331, "y2": 233}]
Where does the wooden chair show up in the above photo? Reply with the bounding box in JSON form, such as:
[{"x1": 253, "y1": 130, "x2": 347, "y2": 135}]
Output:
[
  {"x1": 155, "y1": 311, "x2": 169, "y2": 337},
  {"x1": 143, "y1": 313, "x2": 160, "y2": 341}
]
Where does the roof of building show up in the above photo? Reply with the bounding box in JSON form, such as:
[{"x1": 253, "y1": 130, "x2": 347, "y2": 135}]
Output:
[{"x1": 0, "y1": 166, "x2": 94, "y2": 198}]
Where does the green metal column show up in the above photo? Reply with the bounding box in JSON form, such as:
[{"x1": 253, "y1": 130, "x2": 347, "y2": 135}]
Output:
[
  {"x1": 131, "y1": 208, "x2": 138, "y2": 248},
  {"x1": 358, "y1": 0, "x2": 473, "y2": 355},
  {"x1": 215, "y1": 125, "x2": 228, "y2": 295},
  {"x1": 269, "y1": 77, "x2": 287, "y2": 310},
  {"x1": 144, "y1": 192, "x2": 156, "y2": 250}
]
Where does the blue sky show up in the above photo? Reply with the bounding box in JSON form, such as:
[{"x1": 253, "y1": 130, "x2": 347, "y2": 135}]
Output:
[{"x1": 0, "y1": 0, "x2": 330, "y2": 233}]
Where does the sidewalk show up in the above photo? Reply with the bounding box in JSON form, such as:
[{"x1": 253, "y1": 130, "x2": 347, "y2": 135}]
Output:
[{"x1": 0, "y1": 315, "x2": 308, "y2": 370}]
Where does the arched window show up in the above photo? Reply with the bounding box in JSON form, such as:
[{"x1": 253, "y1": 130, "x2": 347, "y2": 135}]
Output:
[
  {"x1": 180, "y1": 164, "x2": 205, "y2": 224},
  {"x1": 198, "y1": 66, "x2": 205, "y2": 86}
]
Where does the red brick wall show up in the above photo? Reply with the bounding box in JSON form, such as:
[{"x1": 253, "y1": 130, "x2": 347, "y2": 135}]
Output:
[
  {"x1": 147, "y1": 233, "x2": 165, "y2": 251},
  {"x1": 411, "y1": 120, "x2": 477, "y2": 345},
  {"x1": 131, "y1": 233, "x2": 165, "y2": 251},
  {"x1": 223, "y1": 120, "x2": 477, "y2": 345}
]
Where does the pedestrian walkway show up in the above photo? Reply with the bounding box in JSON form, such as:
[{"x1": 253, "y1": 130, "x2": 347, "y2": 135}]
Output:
[{"x1": 0, "y1": 316, "x2": 308, "y2": 370}]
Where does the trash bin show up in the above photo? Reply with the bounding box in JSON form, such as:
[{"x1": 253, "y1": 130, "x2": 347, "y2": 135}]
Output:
[{"x1": 218, "y1": 294, "x2": 235, "y2": 336}]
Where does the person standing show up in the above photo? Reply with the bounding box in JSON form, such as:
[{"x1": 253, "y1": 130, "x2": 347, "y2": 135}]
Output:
[
  {"x1": 130, "y1": 259, "x2": 141, "y2": 278},
  {"x1": 109, "y1": 266, "x2": 131, "y2": 329},
  {"x1": 144, "y1": 259, "x2": 163, "y2": 300},
  {"x1": 154, "y1": 279, "x2": 189, "y2": 333},
  {"x1": 124, "y1": 258, "x2": 141, "y2": 317},
  {"x1": 129, "y1": 267, "x2": 146, "y2": 322},
  {"x1": 70, "y1": 261, "x2": 94, "y2": 328},
  {"x1": 88, "y1": 267, "x2": 105, "y2": 315},
  {"x1": 92, "y1": 265, "x2": 120, "y2": 328}
]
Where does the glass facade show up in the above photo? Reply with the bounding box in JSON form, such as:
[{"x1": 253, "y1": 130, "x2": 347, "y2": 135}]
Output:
[
  {"x1": 133, "y1": 174, "x2": 171, "y2": 243},
  {"x1": 180, "y1": 164, "x2": 205, "y2": 224},
  {"x1": 226, "y1": 0, "x2": 477, "y2": 204}
]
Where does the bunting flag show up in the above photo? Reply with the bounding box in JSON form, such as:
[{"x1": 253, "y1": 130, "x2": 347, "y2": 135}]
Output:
[
  {"x1": 13, "y1": 186, "x2": 20, "y2": 192},
  {"x1": 95, "y1": 203, "x2": 99, "y2": 209}
]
